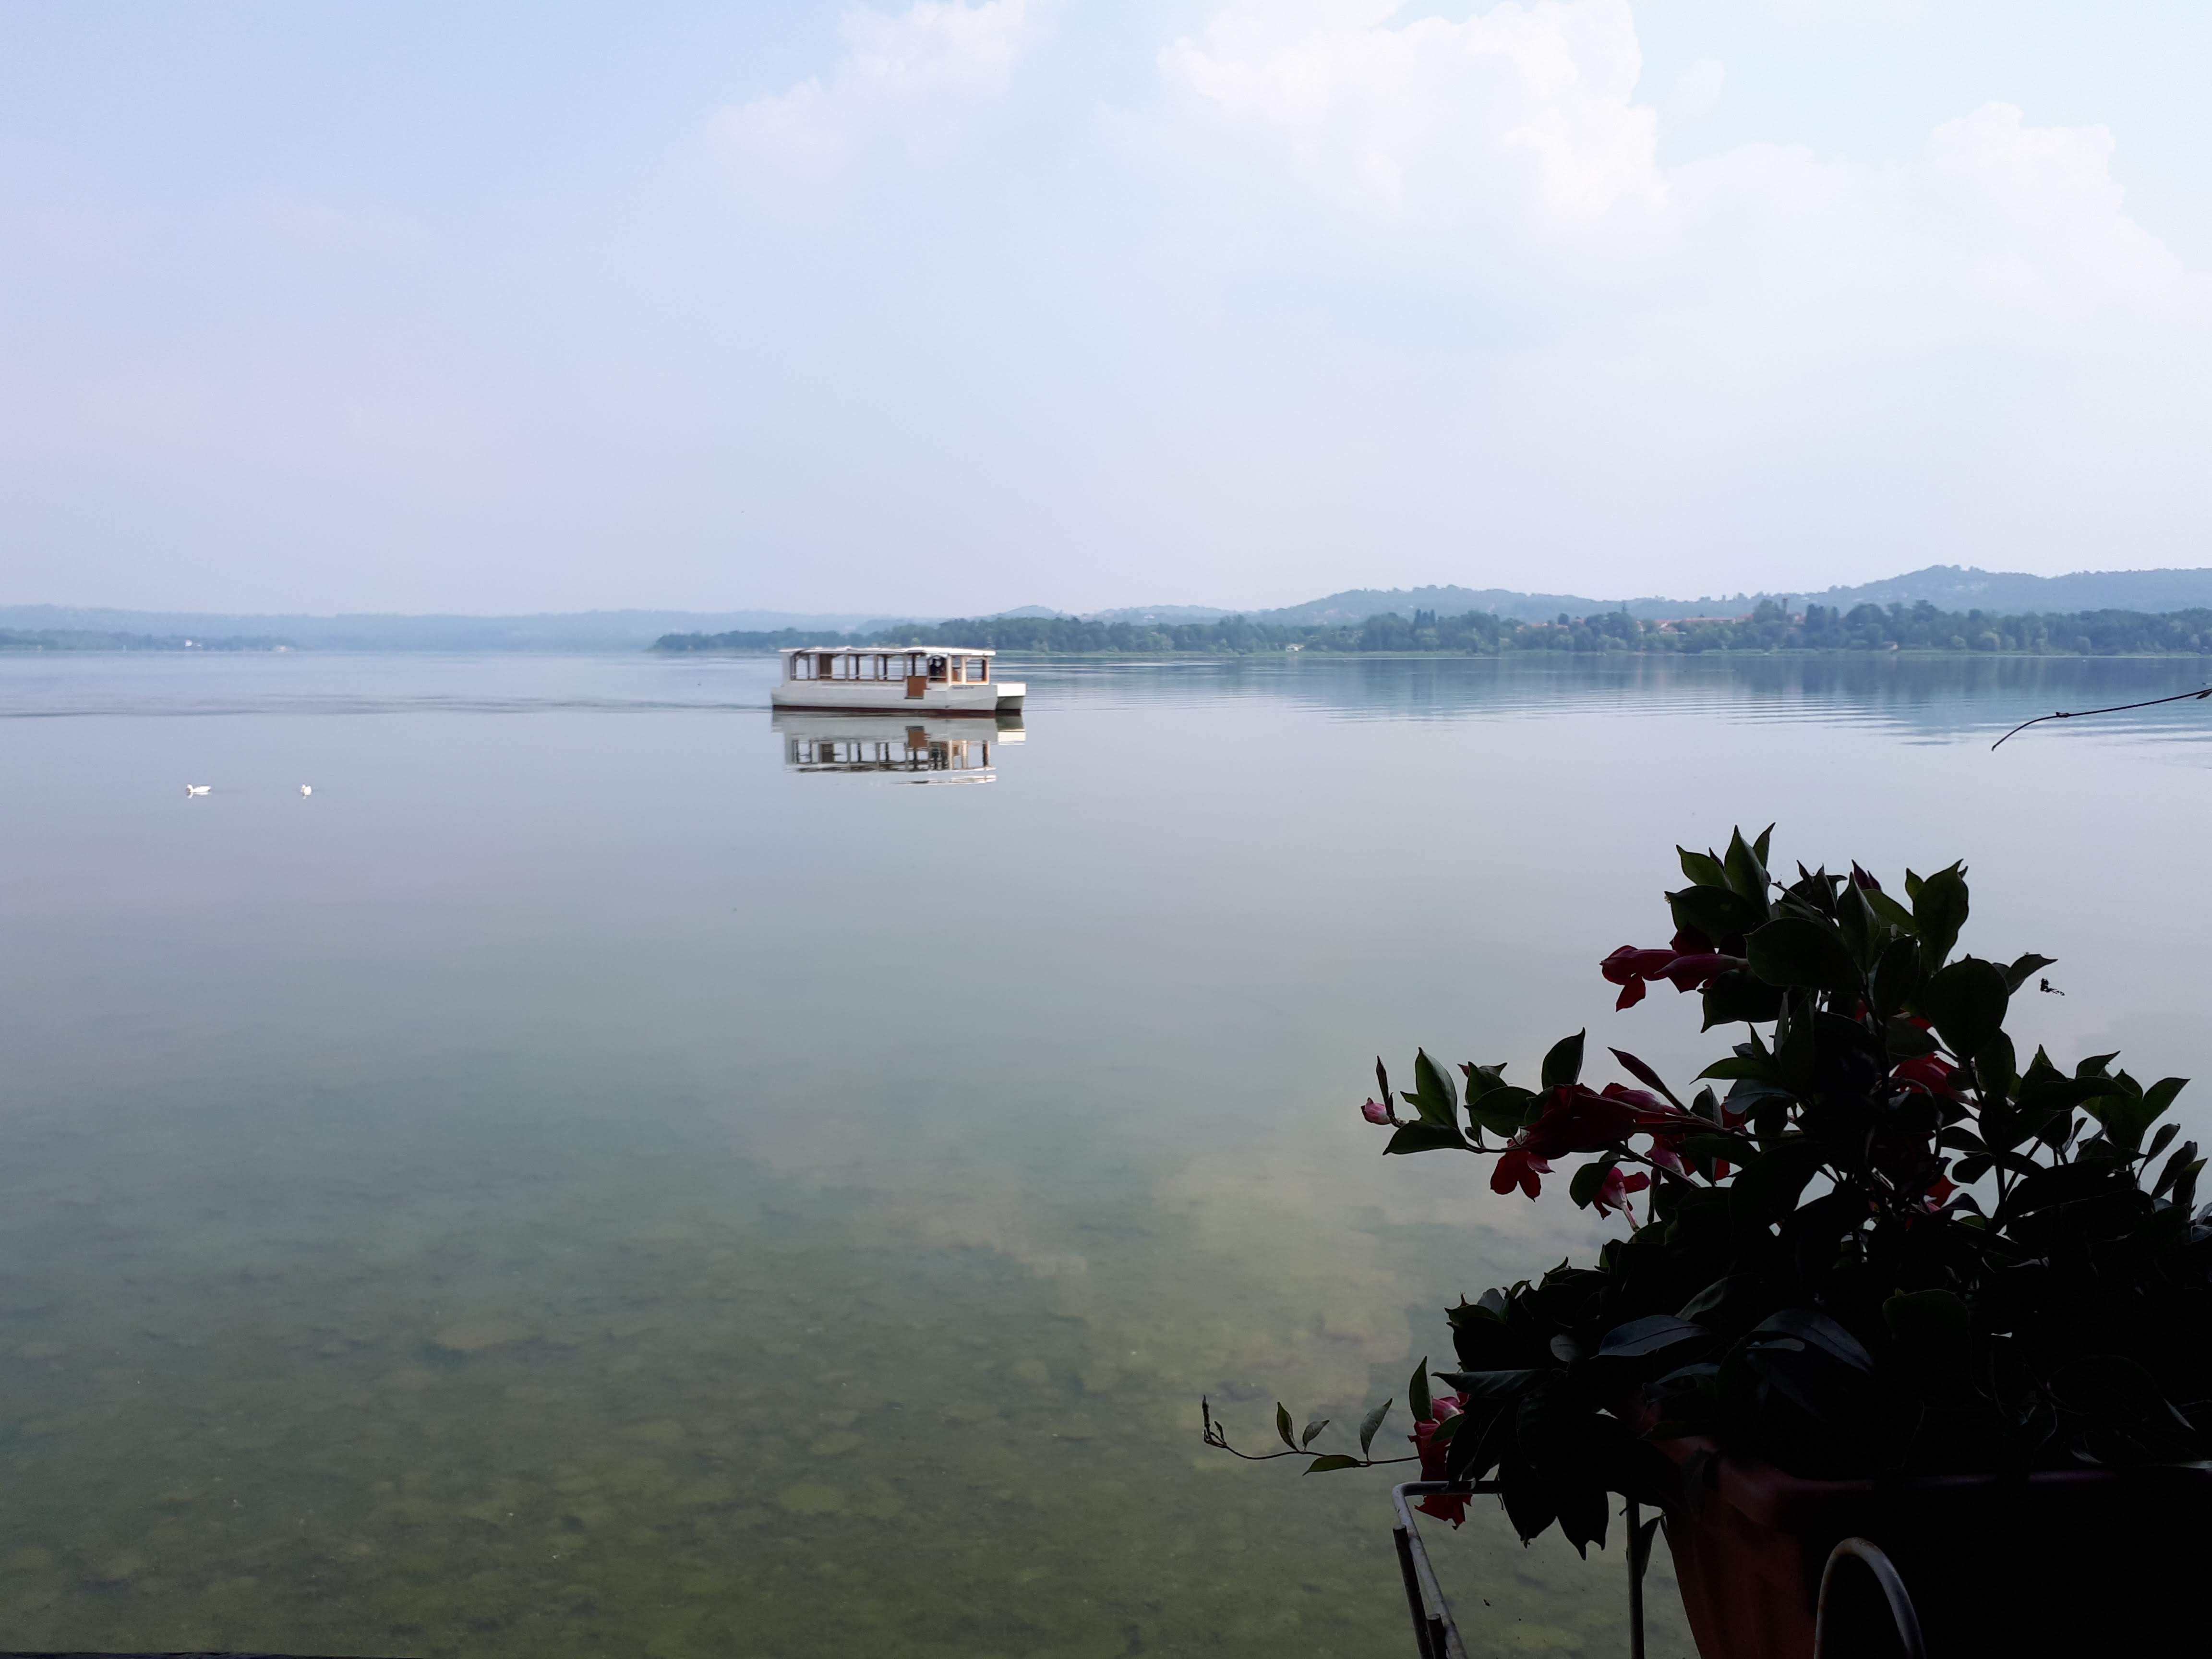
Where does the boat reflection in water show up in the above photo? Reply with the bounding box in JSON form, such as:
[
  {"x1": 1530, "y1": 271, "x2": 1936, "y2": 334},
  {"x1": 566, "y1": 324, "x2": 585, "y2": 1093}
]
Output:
[{"x1": 773, "y1": 710, "x2": 1024, "y2": 783}]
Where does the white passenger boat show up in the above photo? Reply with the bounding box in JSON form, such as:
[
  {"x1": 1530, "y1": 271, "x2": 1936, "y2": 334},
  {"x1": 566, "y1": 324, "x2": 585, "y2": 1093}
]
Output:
[{"x1": 769, "y1": 646, "x2": 1024, "y2": 716}]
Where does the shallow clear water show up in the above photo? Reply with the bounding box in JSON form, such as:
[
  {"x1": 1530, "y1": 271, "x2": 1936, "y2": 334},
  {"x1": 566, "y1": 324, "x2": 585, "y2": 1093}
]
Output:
[{"x1": 3, "y1": 650, "x2": 2211, "y2": 1659}]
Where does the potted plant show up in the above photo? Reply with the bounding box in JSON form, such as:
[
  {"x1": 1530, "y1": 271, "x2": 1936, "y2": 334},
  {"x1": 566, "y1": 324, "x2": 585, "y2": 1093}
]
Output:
[{"x1": 1207, "y1": 829, "x2": 2212, "y2": 1659}]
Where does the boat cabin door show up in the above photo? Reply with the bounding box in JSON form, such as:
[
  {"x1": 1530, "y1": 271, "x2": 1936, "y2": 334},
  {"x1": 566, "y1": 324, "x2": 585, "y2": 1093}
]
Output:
[{"x1": 905, "y1": 674, "x2": 927, "y2": 699}]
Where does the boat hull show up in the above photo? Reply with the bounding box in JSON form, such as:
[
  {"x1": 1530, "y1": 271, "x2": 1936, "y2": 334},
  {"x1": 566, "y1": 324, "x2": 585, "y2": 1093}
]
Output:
[{"x1": 769, "y1": 680, "x2": 1024, "y2": 715}]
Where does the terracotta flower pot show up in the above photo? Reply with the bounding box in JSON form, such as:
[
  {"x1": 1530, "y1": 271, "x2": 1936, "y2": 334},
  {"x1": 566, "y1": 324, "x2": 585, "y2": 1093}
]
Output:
[{"x1": 1658, "y1": 1439, "x2": 2212, "y2": 1659}]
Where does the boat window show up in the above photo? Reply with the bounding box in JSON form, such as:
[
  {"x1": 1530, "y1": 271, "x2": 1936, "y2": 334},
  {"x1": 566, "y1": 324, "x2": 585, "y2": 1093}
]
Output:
[
  {"x1": 790, "y1": 655, "x2": 813, "y2": 680},
  {"x1": 927, "y1": 655, "x2": 948, "y2": 682},
  {"x1": 966, "y1": 657, "x2": 988, "y2": 682}
]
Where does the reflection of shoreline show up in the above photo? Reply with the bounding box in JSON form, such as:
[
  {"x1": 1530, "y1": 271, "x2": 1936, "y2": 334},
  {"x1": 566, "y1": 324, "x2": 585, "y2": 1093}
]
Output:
[
  {"x1": 773, "y1": 709, "x2": 1024, "y2": 780},
  {"x1": 1003, "y1": 655, "x2": 2212, "y2": 742}
]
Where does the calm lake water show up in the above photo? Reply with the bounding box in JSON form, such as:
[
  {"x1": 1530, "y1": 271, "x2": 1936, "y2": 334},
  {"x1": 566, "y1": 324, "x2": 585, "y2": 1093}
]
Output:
[{"x1": 4, "y1": 650, "x2": 2212, "y2": 1659}]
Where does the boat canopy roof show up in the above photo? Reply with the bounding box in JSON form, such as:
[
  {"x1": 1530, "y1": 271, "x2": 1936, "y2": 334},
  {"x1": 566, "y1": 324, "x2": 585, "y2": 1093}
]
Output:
[{"x1": 777, "y1": 645, "x2": 996, "y2": 657}]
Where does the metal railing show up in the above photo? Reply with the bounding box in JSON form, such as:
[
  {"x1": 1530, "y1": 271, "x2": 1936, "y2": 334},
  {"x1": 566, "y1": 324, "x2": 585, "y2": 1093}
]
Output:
[{"x1": 1391, "y1": 1483, "x2": 1923, "y2": 1659}]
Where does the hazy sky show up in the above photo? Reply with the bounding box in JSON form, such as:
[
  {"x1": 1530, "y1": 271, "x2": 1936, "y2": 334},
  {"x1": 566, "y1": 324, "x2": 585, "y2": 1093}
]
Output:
[{"x1": 6, "y1": 1, "x2": 2212, "y2": 615}]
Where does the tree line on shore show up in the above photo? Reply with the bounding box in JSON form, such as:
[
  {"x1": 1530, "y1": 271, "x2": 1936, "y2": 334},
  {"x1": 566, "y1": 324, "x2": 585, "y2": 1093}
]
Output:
[{"x1": 655, "y1": 599, "x2": 2212, "y2": 657}]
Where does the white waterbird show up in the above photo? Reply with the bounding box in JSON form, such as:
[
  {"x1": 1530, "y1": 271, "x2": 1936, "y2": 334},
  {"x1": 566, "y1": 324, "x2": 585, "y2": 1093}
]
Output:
[
  {"x1": 185, "y1": 784, "x2": 211, "y2": 796},
  {"x1": 300, "y1": 784, "x2": 313, "y2": 797}
]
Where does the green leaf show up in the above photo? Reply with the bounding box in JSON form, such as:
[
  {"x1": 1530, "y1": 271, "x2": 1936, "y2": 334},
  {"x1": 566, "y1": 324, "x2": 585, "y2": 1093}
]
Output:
[
  {"x1": 1869, "y1": 934, "x2": 1921, "y2": 1016},
  {"x1": 1911, "y1": 864, "x2": 1970, "y2": 969},
  {"x1": 1974, "y1": 1031, "x2": 2018, "y2": 1099},
  {"x1": 1464, "y1": 1062, "x2": 1510, "y2": 1100},
  {"x1": 1409, "y1": 1048, "x2": 1459, "y2": 1126},
  {"x1": 1384, "y1": 1123, "x2": 1468, "y2": 1156},
  {"x1": 1916, "y1": 957, "x2": 2010, "y2": 1057},
  {"x1": 1696, "y1": 1054, "x2": 1775, "y2": 1081},
  {"x1": 2086, "y1": 1075, "x2": 2187, "y2": 1154},
  {"x1": 1882, "y1": 1288, "x2": 1969, "y2": 1350},
  {"x1": 1835, "y1": 880, "x2": 1879, "y2": 966},
  {"x1": 1357, "y1": 1397, "x2": 1394, "y2": 1457},
  {"x1": 1304, "y1": 1454, "x2": 1362, "y2": 1474},
  {"x1": 1540, "y1": 1030, "x2": 1586, "y2": 1089},
  {"x1": 1723, "y1": 827, "x2": 1771, "y2": 905},
  {"x1": 1751, "y1": 1307, "x2": 1872, "y2": 1371},
  {"x1": 2174, "y1": 1159, "x2": 2204, "y2": 1214},
  {"x1": 1300, "y1": 1417, "x2": 1330, "y2": 1447},
  {"x1": 1701, "y1": 970, "x2": 1784, "y2": 1028},
  {"x1": 1468, "y1": 1084, "x2": 1536, "y2": 1140},
  {"x1": 1598, "y1": 1315, "x2": 1709, "y2": 1359},
  {"x1": 1680, "y1": 1132, "x2": 1753, "y2": 1165},
  {"x1": 1744, "y1": 916, "x2": 1862, "y2": 995},
  {"x1": 2153, "y1": 1141, "x2": 2197, "y2": 1200},
  {"x1": 1864, "y1": 887, "x2": 1919, "y2": 937},
  {"x1": 1678, "y1": 846, "x2": 1728, "y2": 889},
  {"x1": 1678, "y1": 1275, "x2": 1755, "y2": 1323},
  {"x1": 1752, "y1": 824, "x2": 1774, "y2": 866},
  {"x1": 1668, "y1": 884, "x2": 1767, "y2": 945},
  {"x1": 2004, "y1": 953, "x2": 2057, "y2": 993},
  {"x1": 1275, "y1": 1402, "x2": 1296, "y2": 1451},
  {"x1": 1434, "y1": 1367, "x2": 1543, "y2": 1400},
  {"x1": 1731, "y1": 1136, "x2": 1827, "y2": 1221},
  {"x1": 1408, "y1": 1358, "x2": 1431, "y2": 1425},
  {"x1": 1884, "y1": 1016, "x2": 1938, "y2": 1058}
]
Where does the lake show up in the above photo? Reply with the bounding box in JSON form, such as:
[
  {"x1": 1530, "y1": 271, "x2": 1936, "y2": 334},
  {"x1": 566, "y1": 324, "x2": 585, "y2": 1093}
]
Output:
[{"x1": 3, "y1": 649, "x2": 2211, "y2": 1659}]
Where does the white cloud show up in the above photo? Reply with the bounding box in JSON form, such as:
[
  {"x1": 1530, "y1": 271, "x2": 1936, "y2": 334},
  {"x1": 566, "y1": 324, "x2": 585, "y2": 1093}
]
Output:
[
  {"x1": 1926, "y1": 102, "x2": 2191, "y2": 320},
  {"x1": 1161, "y1": 0, "x2": 1666, "y2": 237},
  {"x1": 1162, "y1": 0, "x2": 2204, "y2": 331},
  {"x1": 1669, "y1": 56, "x2": 1725, "y2": 120},
  {"x1": 711, "y1": 0, "x2": 1031, "y2": 170}
]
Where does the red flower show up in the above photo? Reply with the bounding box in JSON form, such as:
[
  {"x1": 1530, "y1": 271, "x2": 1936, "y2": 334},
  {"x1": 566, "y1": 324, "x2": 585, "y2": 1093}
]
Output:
[
  {"x1": 1361, "y1": 1097, "x2": 1403, "y2": 1127},
  {"x1": 1924, "y1": 1172, "x2": 1958, "y2": 1208},
  {"x1": 1519, "y1": 1083, "x2": 1691, "y2": 1161},
  {"x1": 1492, "y1": 1145, "x2": 1552, "y2": 1199},
  {"x1": 1601, "y1": 947, "x2": 1679, "y2": 1009},
  {"x1": 1592, "y1": 1165, "x2": 1651, "y2": 1220},
  {"x1": 1599, "y1": 941, "x2": 1739, "y2": 1009},
  {"x1": 1648, "y1": 1090, "x2": 1745, "y2": 1181},
  {"x1": 1892, "y1": 1053, "x2": 1957, "y2": 1095},
  {"x1": 1411, "y1": 1392, "x2": 1471, "y2": 1526}
]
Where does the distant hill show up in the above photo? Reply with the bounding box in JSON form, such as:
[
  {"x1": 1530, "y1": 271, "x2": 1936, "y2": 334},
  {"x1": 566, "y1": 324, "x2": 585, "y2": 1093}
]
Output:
[
  {"x1": 1085, "y1": 603, "x2": 1235, "y2": 624},
  {"x1": 1802, "y1": 565, "x2": 2212, "y2": 613},
  {"x1": 1252, "y1": 585, "x2": 1641, "y2": 625},
  {"x1": 1199, "y1": 567, "x2": 2212, "y2": 625}
]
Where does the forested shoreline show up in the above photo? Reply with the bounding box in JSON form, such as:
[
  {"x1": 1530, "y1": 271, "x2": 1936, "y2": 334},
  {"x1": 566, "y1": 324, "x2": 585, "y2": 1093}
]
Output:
[
  {"x1": 0, "y1": 628, "x2": 296, "y2": 651},
  {"x1": 655, "y1": 600, "x2": 2212, "y2": 657}
]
